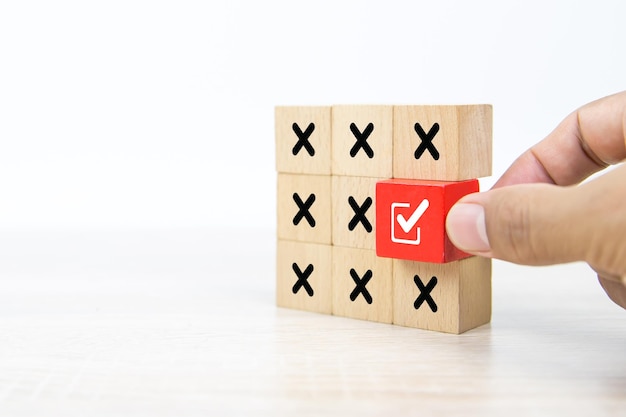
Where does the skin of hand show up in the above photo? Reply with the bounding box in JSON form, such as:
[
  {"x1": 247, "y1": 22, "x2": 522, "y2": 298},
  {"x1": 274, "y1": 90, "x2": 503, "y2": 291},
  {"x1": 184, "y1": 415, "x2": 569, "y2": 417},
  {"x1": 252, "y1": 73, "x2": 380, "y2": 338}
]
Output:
[{"x1": 445, "y1": 91, "x2": 626, "y2": 309}]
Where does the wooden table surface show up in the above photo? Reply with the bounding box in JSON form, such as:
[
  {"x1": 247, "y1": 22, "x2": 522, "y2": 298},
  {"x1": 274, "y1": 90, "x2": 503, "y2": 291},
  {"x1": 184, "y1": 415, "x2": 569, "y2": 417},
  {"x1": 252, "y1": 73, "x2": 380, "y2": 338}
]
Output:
[{"x1": 0, "y1": 229, "x2": 625, "y2": 416}]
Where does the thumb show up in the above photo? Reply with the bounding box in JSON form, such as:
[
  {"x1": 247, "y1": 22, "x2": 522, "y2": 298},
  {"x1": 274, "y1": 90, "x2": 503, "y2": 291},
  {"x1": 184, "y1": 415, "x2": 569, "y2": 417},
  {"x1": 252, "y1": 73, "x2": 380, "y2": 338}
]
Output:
[{"x1": 446, "y1": 183, "x2": 589, "y2": 265}]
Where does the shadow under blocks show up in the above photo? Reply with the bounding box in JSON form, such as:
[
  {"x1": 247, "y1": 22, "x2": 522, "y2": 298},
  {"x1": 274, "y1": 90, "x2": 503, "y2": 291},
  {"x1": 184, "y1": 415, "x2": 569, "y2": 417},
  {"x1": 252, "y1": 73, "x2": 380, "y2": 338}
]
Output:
[{"x1": 275, "y1": 104, "x2": 492, "y2": 334}]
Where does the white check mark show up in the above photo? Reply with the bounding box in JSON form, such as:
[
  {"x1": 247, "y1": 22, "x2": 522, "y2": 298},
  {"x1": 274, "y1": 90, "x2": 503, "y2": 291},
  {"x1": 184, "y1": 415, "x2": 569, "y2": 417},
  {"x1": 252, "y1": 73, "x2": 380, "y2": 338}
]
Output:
[{"x1": 396, "y1": 199, "x2": 430, "y2": 233}]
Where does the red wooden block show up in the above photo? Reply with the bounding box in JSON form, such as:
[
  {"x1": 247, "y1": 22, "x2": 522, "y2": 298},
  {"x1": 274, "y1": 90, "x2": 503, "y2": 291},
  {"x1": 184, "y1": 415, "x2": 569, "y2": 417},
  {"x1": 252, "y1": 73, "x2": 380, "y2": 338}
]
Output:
[{"x1": 376, "y1": 179, "x2": 479, "y2": 263}]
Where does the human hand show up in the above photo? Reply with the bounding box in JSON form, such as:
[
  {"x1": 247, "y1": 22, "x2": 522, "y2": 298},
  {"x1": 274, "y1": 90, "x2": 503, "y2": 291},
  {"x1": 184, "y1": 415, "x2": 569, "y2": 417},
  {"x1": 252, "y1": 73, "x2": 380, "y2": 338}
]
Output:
[{"x1": 446, "y1": 91, "x2": 626, "y2": 308}]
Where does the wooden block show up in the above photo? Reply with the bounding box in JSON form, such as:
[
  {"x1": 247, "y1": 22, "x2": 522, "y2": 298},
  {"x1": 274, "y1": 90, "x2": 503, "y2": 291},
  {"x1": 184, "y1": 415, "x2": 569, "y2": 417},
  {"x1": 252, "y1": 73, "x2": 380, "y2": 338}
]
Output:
[
  {"x1": 393, "y1": 256, "x2": 491, "y2": 334},
  {"x1": 376, "y1": 178, "x2": 479, "y2": 263},
  {"x1": 276, "y1": 106, "x2": 331, "y2": 175},
  {"x1": 393, "y1": 105, "x2": 492, "y2": 181},
  {"x1": 277, "y1": 173, "x2": 331, "y2": 244},
  {"x1": 332, "y1": 246, "x2": 393, "y2": 323},
  {"x1": 331, "y1": 105, "x2": 393, "y2": 178},
  {"x1": 332, "y1": 175, "x2": 383, "y2": 250},
  {"x1": 277, "y1": 240, "x2": 332, "y2": 314}
]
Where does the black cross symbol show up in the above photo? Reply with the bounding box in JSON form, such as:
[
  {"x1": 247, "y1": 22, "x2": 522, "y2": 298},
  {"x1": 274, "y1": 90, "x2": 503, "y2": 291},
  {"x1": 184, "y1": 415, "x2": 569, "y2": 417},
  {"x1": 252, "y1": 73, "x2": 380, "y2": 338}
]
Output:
[
  {"x1": 413, "y1": 275, "x2": 438, "y2": 312},
  {"x1": 347, "y1": 196, "x2": 373, "y2": 233},
  {"x1": 292, "y1": 122, "x2": 316, "y2": 156},
  {"x1": 349, "y1": 268, "x2": 373, "y2": 304},
  {"x1": 292, "y1": 193, "x2": 316, "y2": 227},
  {"x1": 413, "y1": 122, "x2": 440, "y2": 160},
  {"x1": 349, "y1": 122, "x2": 375, "y2": 158},
  {"x1": 292, "y1": 263, "x2": 314, "y2": 296}
]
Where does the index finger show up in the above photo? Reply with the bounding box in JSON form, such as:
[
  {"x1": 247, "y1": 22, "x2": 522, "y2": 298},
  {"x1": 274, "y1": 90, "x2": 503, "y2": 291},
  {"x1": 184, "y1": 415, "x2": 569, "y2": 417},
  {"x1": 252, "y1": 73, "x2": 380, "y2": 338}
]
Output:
[{"x1": 493, "y1": 91, "x2": 626, "y2": 188}]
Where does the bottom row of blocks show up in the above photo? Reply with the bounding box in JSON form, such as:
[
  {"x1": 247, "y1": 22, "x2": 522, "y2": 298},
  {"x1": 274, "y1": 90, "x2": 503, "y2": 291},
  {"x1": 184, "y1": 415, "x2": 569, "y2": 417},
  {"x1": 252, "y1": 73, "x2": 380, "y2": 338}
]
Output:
[{"x1": 276, "y1": 240, "x2": 492, "y2": 334}]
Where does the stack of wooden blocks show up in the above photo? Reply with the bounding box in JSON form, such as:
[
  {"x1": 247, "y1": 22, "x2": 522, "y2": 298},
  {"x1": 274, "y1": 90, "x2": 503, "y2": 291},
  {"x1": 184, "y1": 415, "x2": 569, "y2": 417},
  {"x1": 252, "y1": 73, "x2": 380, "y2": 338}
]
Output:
[{"x1": 275, "y1": 105, "x2": 492, "y2": 334}]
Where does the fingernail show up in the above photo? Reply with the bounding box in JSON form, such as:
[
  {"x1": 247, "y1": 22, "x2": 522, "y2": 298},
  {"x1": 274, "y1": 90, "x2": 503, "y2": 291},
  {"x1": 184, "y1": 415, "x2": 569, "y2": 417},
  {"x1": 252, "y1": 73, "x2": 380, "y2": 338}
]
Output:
[{"x1": 446, "y1": 203, "x2": 491, "y2": 252}]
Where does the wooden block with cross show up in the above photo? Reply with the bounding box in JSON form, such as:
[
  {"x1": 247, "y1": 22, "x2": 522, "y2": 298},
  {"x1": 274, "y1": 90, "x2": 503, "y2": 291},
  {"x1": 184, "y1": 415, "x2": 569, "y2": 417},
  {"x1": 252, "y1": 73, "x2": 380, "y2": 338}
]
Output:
[
  {"x1": 393, "y1": 105, "x2": 492, "y2": 181},
  {"x1": 392, "y1": 256, "x2": 492, "y2": 334},
  {"x1": 276, "y1": 106, "x2": 332, "y2": 175},
  {"x1": 332, "y1": 246, "x2": 393, "y2": 323},
  {"x1": 276, "y1": 240, "x2": 332, "y2": 314},
  {"x1": 331, "y1": 105, "x2": 393, "y2": 178},
  {"x1": 277, "y1": 173, "x2": 331, "y2": 245},
  {"x1": 332, "y1": 175, "x2": 383, "y2": 250}
]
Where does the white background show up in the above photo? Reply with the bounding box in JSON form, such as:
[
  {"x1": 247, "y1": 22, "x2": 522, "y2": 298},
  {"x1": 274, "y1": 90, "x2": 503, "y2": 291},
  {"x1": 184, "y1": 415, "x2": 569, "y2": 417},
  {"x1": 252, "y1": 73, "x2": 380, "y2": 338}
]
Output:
[{"x1": 1, "y1": 0, "x2": 625, "y2": 230}]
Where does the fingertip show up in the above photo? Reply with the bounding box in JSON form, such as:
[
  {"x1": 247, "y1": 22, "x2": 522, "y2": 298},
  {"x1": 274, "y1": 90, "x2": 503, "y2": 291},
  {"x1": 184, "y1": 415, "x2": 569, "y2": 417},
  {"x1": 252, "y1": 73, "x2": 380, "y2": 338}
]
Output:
[{"x1": 446, "y1": 203, "x2": 492, "y2": 254}]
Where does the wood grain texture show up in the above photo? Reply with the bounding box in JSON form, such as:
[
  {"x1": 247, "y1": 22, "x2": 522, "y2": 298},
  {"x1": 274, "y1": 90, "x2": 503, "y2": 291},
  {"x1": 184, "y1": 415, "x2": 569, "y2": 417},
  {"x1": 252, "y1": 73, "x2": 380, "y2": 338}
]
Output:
[
  {"x1": 332, "y1": 246, "x2": 393, "y2": 323},
  {"x1": 460, "y1": 256, "x2": 492, "y2": 332},
  {"x1": 276, "y1": 106, "x2": 331, "y2": 175},
  {"x1": 277, "y1": 173, "x2": 331, "y2": 244},
  {"x1": 331, "y1": 175, "x2": 382, "y2": 250},
  {"x1": 276, "y1": 240, "x2": 332, "y2": 314},
  {"x1": 393, "y1": 256, "x2": 491, "y2": 334},
  {"x1": 331, "y1": 105, "x2": 393, "y2": 178},
  {"x1": 393, "y1": 105, "x2": 492, "y2": 180}
]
